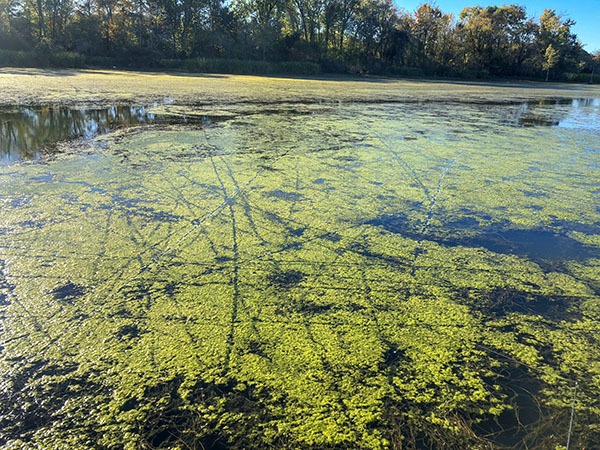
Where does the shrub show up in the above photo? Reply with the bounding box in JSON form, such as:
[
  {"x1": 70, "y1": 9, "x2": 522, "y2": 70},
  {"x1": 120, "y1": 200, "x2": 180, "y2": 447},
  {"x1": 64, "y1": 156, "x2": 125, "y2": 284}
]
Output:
[
  {"x1": 159, "y1": 58, "x2": 321, "y2": 76},
  {"x1": 320, "y1": 59, "x2": 348, "y2": 74},
  {"x1": 0, "y1": 51, "x2": 322, "y2": 75},
  {"x1": 0, "y1": 49, "x2": 33, "y2": 66},
  {"x1": 386, "y1": 65, "x2": 425, "y2": 78},
  {"x1": 0, "y1": 49, "x2": 85, "y2": 68},
  {"x1": 48, "y1": 51, "x2": 85, "y2": 68},
  {"x1": 562, "y1": 72, "x2": 599, "y2": 84},
  {"x1": 85, "y1": 55, "x2": 118, "y2": 68},
  {"x1": 275, "y1": 61, "x2": 320, "y2": 75}
]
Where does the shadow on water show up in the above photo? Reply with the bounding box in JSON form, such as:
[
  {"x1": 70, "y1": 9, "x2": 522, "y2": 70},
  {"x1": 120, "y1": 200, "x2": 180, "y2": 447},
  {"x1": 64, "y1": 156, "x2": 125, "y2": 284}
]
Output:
[{"x1": 0, "y1": 105, "x2": 215, "y2": 163}]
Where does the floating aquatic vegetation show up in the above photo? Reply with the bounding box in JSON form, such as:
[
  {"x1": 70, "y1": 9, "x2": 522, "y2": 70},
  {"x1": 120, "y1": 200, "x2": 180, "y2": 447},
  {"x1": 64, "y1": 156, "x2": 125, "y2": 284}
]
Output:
[{"x1": 0, "y1": 96, "x2": 599, "y2": 449}]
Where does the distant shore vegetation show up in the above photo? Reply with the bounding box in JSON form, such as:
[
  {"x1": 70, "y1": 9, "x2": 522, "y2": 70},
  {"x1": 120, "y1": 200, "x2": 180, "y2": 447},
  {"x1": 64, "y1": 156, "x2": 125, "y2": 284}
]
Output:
[{"x1": 0, "y1": 1, "x2": 598, "y2": 80}]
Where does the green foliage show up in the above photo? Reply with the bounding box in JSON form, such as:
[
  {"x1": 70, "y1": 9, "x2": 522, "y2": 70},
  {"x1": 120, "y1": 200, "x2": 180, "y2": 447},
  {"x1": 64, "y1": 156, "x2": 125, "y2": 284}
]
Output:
[
  {"x1": 562, "y1": 71, "x2": 600, "y2": 84},
  {"x1": 385, "y1": 65, "x2": 425, "y2": 78},
  {"x1": 0, "y1": 49, "x2": 33, "y2": 66},
  {"x1": 161, "y1": 58, "x2": 321, "y2": 75},
  {"x1": 0, "y1": 0, "x2": 594, "y2": 79},
  {"x1": 0, "y1": 49, "x2": 85, "y2": 68},
  {"x1": 85, "y1": 55, "x2": 118, "y2": 68},
  {"x1": 543, "y1": 44, "x2": 560, "y2": 80}
]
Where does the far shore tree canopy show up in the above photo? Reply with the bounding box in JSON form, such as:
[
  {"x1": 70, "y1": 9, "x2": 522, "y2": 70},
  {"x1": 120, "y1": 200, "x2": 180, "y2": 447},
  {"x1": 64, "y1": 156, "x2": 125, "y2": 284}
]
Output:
[{"x1": 0, "y1": 1, "x2": 596, "y2": 78}]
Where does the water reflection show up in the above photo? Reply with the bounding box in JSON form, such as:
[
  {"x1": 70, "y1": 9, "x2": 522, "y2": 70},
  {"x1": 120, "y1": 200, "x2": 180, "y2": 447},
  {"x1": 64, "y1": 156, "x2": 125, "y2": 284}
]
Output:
[
  {"x1": 0, "y1": 105, "x2": 161, "y2": 163},
  {"x1": 507, "y1": 97, "x2": 600, "y2": 129},
  {"x1": 2, "y1": 98, "x2": 599, "y2": 164},
  {"x1": 557, "y1": 98, "x2": 600, "y2": 130}
]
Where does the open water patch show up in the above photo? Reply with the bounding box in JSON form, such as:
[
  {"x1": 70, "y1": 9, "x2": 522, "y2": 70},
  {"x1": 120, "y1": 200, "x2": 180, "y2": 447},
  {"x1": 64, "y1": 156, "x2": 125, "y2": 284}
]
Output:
[
  {"x1": 269, "y1": 269, "x2": 305, "y2": 288},
  {"x1": 0, "y1": 104, "x2": 218, "y2": 163},
  {"x1": 52, "y1": 282, "x2": 85, "y2": 304},
  {"x1": 474, "y1": 361, "x2": 545, "y2": 448},
  {"x1": 508, "y1": 97, "x2": 600, "y2": 130},
  {"x1": 367, "y1": 213, "x2": 599, "y2": 266},
  {"x1": 461, "y1": 228, "x2": 598, "y2": 265},
  {"x1": 265, "y1": 189, "x2": 303, "y2": 201},
  {"x1": 457, "y1": 286, "x2": 578, "y2": 321}
]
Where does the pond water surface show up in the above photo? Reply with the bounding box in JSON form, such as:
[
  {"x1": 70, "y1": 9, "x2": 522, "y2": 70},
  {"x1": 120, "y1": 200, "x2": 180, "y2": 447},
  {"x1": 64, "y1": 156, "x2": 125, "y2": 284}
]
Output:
[
  {"x1": 0, "y1": 97, "x2": 599, "y2": 449},
  {"x1": 0, "y1": 104, "x2": 212, "y2": 163}
]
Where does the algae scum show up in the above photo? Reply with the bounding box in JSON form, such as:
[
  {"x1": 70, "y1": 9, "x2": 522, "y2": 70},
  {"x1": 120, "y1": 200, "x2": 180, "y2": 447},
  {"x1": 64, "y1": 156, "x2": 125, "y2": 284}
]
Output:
[{"x1": 0, "y1": 98, "x2": 599, "y2": 449}]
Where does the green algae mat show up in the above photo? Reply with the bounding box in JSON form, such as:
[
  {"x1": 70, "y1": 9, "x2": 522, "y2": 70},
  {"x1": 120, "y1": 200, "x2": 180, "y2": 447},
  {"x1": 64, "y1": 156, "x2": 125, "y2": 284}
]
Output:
[{"x1": 1, "y1": 94, "x2": 599, "y2": 449}]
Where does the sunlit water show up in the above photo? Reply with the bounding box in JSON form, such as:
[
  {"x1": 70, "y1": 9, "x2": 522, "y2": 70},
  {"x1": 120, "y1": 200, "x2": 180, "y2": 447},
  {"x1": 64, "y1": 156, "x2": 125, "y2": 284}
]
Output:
[{"x1": 0, "y1": 98, "x2": 599, "y2": 448}]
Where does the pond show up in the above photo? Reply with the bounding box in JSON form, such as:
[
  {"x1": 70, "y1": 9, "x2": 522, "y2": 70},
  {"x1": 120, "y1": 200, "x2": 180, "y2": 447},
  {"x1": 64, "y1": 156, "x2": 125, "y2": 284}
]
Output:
[
  {"x1": 0, "y1": 103, "x2": 215, "y2": 163},
  {"x1": 0, "y1": 96, "x2": 599, "y2": 449}
]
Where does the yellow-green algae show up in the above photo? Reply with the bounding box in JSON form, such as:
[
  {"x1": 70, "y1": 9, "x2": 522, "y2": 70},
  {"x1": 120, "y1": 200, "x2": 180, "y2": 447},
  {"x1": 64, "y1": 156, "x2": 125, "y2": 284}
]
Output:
[
  {"x1": 1, "y1": 68, "x2": 600, "y2": 107},
  {"x1": 0, "y1": 99, "x2": 599, "y2": 449}
]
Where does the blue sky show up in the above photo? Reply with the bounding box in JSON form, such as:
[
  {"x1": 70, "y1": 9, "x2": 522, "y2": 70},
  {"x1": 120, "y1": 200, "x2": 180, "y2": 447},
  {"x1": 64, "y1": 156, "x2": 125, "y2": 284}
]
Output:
[{"x1": 394, "y1": 0, "x2": 600, "y2": 51}]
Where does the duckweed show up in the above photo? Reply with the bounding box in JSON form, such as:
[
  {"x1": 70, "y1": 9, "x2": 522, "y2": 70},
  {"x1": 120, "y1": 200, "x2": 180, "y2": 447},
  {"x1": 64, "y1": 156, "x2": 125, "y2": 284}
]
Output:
[{"x1": 0, "y1": 96, "x2": 599, "y2": 449}]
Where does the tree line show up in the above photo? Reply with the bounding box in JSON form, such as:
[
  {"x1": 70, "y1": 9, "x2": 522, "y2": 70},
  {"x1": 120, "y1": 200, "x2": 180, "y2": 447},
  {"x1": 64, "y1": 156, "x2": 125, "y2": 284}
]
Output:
[{"x1": 0, "y1": 0, "x2": 598, "y2": 80}]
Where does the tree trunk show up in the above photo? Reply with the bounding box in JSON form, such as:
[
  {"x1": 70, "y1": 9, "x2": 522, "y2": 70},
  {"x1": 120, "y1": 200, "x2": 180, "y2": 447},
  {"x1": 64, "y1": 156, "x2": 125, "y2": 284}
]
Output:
[
  {"x1": 105, "y1": 13, "x2": 111, "y2": 51},
  {"x1": 36, "y1": 0, "x2": 45, "y2": 38}
]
